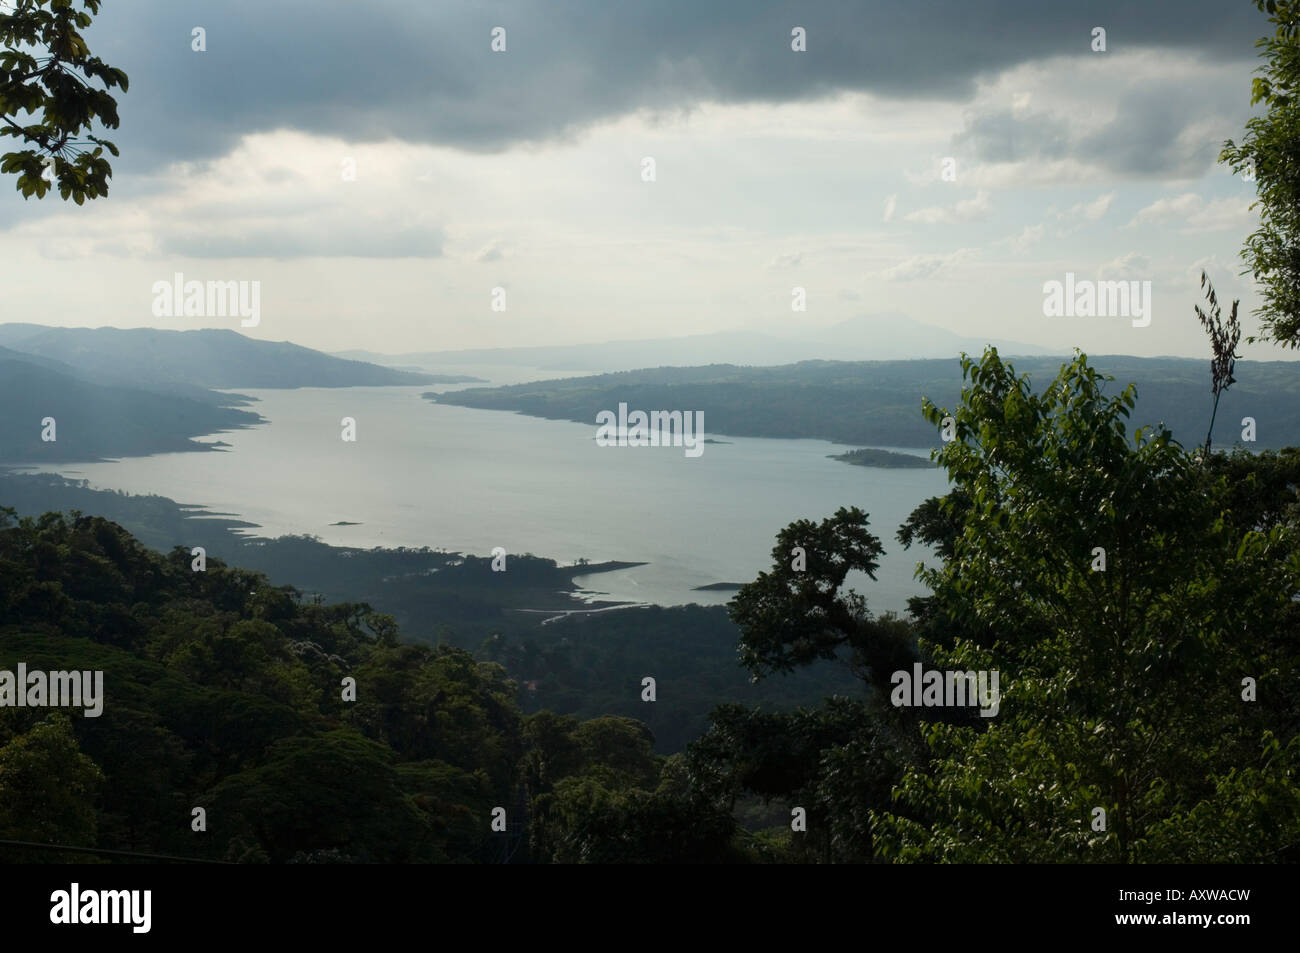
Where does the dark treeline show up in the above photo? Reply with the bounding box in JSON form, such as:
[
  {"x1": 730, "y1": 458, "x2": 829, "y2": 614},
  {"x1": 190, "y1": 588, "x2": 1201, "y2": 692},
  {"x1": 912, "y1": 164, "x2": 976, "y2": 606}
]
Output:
[{"x1": 829, "y1": 448, "x2": 936, "y2": 469}]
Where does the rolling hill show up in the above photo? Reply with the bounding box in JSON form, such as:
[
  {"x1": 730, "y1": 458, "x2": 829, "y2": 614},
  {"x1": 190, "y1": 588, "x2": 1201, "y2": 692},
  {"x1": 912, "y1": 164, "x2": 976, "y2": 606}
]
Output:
[
  {"x1": 0, "y1": 356, "x2": 261, "y2": 463},
  {"x1": 0, "y1": 325, "x2": 445, "y2": 463},
  {"x1": 0, "y1": 325, "x2": 439, "y2": 389},
  {"x1": 428, "y1": 355, "x2": 1300, "y2": 450}
]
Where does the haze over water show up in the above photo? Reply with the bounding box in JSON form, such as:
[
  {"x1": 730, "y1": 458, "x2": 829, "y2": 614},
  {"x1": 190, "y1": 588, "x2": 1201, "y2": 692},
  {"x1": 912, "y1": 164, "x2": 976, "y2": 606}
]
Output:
[{"x1": 29, "y1": 382, "x2": 947, "y2": 614}]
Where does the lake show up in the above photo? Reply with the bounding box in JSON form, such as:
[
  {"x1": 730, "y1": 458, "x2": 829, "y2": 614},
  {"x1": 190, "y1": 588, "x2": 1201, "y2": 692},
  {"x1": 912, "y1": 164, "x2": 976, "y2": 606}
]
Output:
[{"x1": 28, "y1": 378, "x2": 949, "y2": 614}]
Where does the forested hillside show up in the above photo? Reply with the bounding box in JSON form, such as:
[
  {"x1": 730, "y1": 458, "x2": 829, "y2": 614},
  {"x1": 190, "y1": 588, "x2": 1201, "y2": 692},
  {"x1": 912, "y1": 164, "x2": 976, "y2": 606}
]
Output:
[
  {"x1": 430, "y1": 356, "x2": 1300, "y2": 450},
  {"x1": 0, "y1": 357, "x2": 261, "y2": 462},
  {"x1": 0, "y1": 325, "x2": 444, "y2": 463},
  {"x1": 0, "y1": 506, "x2": 755, "y2": 862}
]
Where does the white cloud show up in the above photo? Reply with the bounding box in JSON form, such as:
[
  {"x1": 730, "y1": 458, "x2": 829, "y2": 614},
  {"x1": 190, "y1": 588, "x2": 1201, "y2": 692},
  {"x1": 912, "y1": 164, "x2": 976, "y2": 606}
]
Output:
[
  {"x1": 1128, "y1": 193, "x2": 1254, "y2": 231},
  {"x1": 1185, "y1": 198, "x2": 1255, "y2": 231},
  {"x1": 1188, "y1": 254, "x2": 1234, "y2": 283},
  {"x1": 881, "y1": 248, "x2": 976, "y2": 280},
  {"x1": 962, "y1": 158, "x2": 1108, "y2": 189},
  {"x1": 1068, "y1": 191, "x2": 1115, "y2": 222},
  {"x1": 1098, "y1": 252, "x2": 1152, "y2": 280},
  {"x1": 1128, "y1": 193, "x2": 1204, "y2": 226},
  {"x1": 475, "y1": 241, "x2": 506, "y2": 262},
  {"x1": 904, "y1": 190, "x2": 992, "y2": 225},
  {"x1": 1003, "y1": 224, "x2": 1044, "y2": 253}
]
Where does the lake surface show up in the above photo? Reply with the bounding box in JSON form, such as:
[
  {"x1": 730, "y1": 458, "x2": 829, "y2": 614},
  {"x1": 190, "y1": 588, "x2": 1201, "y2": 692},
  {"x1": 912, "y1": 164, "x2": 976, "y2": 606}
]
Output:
[{"x1": 28, "y1": 379, "x2": 949, "y2": 614}]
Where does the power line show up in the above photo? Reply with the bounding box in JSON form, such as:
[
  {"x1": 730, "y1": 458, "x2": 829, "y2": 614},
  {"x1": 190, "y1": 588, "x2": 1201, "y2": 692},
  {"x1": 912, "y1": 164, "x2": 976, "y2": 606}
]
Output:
[{"x1": 0, "y1": 838, "x2": 232, "y2": 864}]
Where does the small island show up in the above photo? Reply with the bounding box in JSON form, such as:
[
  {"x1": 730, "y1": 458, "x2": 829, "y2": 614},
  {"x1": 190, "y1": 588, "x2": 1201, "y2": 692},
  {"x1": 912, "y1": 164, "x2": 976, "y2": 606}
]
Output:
[
  {"x1": 329, "y1": 521, "x2": 363, "y2": 526},
  {"x1": 417, "y1": 376, "x2": 488, "y2": 396},
  {"x1": 396, "y1": 367, "x2": 487, "y2": 380},
  {"x1": 829, "y1": 447, "x2": 935, "y2": 469},
  {"x1": 693, "y1": 582, "x2": 745, "y2": 591}
]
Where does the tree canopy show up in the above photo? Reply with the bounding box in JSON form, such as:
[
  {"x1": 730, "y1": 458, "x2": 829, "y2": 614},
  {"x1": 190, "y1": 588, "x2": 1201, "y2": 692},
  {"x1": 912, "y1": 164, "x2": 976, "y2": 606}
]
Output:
[
  {"x1": 711, "y1": 349, "x2": 1300, "y2": 863},
  {"x1": 1221, "y1": 0, "x2": 1300, "y2": 346},
  {"x1": 0, "y1": 0, "x2": 126, "y2": 202}
]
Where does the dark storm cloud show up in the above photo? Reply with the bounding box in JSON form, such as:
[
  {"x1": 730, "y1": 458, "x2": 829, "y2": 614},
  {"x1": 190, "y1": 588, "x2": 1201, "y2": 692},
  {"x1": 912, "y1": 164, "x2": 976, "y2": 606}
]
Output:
[
  {"x1": 1075, "y1": 84, "x2": 1233, "y2": 177},
  {"x1": 953, "y1": 109, "x2": 1074, "y2": 164},
  {"x1": 953, "y1": 69, "x2": 1252, "y2": 178},
  {"x1": 78, "y1": 0, "x2": 1264, "y2": 171}
]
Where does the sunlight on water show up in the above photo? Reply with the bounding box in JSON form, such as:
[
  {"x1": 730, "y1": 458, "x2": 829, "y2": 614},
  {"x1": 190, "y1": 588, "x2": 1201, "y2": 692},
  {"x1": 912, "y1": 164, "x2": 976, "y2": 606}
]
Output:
[{"x1": 25, "y1": 384, "x2": 946, "y2": 613}]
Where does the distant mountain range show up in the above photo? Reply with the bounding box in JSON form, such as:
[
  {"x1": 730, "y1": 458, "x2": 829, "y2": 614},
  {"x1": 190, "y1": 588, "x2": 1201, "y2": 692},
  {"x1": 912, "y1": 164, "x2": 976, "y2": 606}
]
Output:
[
  {"x1": 6, "y1": 324, "x2": 1295, "y2": 464},
  {"x1": 0, "y1": 325, "x2": 439, "y2": 389},
  {"x1": 0, "y1": 349, "x2": 261, "y2": 462},
  {"x1": 429, "y1": 356, "x2": 1300, "y2": 450},
  {"x1": 0, "y1": 325, "x2": 440, "y2": 463},
  {"x1": 334, "y1": 313, "x2": 1060, "y2": 373}
]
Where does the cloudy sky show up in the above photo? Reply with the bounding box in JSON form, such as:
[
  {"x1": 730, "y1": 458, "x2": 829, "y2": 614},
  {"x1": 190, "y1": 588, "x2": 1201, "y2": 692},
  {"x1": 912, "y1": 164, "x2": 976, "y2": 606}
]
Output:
[{"x1": 0, "y1": 0, "x2": 1284, "y2": 359}]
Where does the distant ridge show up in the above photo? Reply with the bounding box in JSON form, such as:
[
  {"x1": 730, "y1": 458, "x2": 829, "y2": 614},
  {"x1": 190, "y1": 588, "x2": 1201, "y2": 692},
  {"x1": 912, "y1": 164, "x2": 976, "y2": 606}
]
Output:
[
  {"x1": 0, "y1": 325, "x2": 438, "y2": 389},
  {"x1": 0, "y1": 355, "x2": 260, "y2": 463},
  {"x1": 334, "y1": 313, "x2": 1059, "y2": 373},
  {"x1": 0, "y1": 325, "x2": 439, "y2": 463},
  {"x1": 428, "y1": 356, "x2": 1300, "y2": 451}
]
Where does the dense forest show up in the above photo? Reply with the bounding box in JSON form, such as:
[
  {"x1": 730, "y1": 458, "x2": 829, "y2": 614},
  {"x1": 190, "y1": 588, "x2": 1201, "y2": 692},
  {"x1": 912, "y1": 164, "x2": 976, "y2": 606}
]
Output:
[{"x1": 0, "y1": 499, "x2": 808, "y2": 862}]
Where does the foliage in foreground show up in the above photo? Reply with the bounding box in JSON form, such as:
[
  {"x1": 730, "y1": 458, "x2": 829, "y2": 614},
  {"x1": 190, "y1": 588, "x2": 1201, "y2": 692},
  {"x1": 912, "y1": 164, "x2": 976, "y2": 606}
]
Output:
[{"x1": 710, "y1": 350, "x2": 1300, "y2": 863}]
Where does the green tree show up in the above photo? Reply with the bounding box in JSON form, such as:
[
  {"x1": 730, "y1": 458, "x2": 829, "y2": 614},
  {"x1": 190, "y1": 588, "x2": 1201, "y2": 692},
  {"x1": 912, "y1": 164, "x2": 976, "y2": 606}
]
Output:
[
  {"x1": 0, "y1": 0, "x2": 127, "y2": 202},
  {"x1": 690, "y1": 508, "x2": 924, "y2": 863},
  {"x1": 571, "y1": 716, "x2": 659, "y2": 789},
  {"x1": 1220, "y1": 0, "x2": 1300, "y2": 346},
  {"x1": 1192, "y1": 271, "x2": 1241, "y2": 455},
  {"x1": 728, "y1": 506, "x2": 913, "y2": 697},
  {"x1": 0, "y1": 713, "x2": 104, "y2": 861},
  {"x1": 547, "y1": 768, "x2": 736, "y2": 864},
  {"x1": 686, "y1": 698, "x2": 897, "y2": 863},
  {"x1": 873, "y1": 349, "x2": 1299, "y2": 862},
  {"x1": 203, "y1": 730, "x2": 438, "y2": 863}
]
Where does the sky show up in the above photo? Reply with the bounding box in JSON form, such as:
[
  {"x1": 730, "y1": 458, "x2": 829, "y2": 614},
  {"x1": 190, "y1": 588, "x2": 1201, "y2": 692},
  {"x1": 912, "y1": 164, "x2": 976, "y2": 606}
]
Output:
[{"x1": 0, "y1": 0, "x2": 1286, "y2": 360}]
